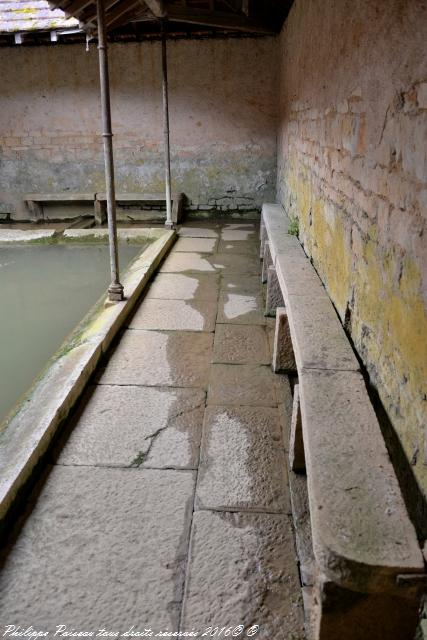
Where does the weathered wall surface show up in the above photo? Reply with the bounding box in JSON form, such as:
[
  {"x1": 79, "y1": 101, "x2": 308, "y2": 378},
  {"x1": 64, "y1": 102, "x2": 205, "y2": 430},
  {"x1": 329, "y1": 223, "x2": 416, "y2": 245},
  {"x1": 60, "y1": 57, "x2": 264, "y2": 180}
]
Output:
[
  {"x1": 277, "y1": 0, "x2": 427, "y2": 522},
  {"x1": 0, "y1": 37, "x2": 278, "y2": 217}
]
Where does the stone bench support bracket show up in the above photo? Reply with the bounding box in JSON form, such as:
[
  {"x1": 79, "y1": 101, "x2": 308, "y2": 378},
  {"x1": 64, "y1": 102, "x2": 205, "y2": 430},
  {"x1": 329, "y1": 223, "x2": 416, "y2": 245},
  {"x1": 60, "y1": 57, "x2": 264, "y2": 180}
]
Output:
[
  {"x1": 272, "y1": 307, "x2": 296, "y2": 374},
  {"x1": 265, "y1": 265, "x2": 284, "y2": 317},
  {"x1": 289, "y1": 384, "x2": 305, "y2": 473}
]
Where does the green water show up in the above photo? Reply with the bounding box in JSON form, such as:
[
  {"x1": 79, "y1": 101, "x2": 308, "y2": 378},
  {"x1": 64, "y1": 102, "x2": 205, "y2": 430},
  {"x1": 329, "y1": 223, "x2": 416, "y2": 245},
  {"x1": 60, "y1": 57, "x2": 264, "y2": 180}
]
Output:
[{"x1": 0, "y1": 243, "x2": 142, "y2": 424}]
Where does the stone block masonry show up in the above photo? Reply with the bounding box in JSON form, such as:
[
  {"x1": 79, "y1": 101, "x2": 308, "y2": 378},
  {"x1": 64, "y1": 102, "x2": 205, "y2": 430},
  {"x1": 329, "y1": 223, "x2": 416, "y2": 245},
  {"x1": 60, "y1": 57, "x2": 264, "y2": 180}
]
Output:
[
  {"x1": 277, "y1": 0, "x2": 427, "y2": 534},
  {"x1": 0, "y1": 37, "x2": 278, "y2": 218}
]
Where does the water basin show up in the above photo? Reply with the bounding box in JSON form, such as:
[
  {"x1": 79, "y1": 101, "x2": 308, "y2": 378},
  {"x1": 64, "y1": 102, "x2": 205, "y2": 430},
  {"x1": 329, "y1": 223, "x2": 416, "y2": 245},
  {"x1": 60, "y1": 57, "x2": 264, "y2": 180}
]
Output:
[{"x1": 0, "y1": 242, "x2": 142, "y2": 424}]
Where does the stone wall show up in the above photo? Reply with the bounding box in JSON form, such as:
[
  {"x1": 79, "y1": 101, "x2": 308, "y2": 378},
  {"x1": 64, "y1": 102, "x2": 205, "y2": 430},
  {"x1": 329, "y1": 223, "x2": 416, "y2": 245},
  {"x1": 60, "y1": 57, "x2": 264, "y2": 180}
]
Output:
[
  {"x1": 0, "y1": 36, "x2": 278, "y2": 218},
  {"x1": 277, "y1": 0, "x2": 427, "y2": 531}
]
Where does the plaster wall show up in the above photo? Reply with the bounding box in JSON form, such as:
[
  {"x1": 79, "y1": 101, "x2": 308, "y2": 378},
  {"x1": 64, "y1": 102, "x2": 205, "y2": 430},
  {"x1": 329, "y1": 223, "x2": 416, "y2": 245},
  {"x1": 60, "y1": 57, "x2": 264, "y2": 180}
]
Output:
[
  {"x1": 277, "y1": 0, "x2": 427, "y2": 528},
  {"x1": 0, "y1": 36, "x2": 278, "y2": 218}
]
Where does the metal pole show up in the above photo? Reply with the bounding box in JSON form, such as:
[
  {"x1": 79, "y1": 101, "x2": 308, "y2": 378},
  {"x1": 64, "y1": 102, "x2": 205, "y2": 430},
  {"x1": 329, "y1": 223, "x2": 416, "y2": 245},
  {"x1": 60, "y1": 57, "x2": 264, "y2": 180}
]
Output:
[
  {"x1": 161, "y1": 20, "x2": 173, "y2": 228},
  {"x1": 96, "y1": 0, "x2": 124, "y2": 301}
]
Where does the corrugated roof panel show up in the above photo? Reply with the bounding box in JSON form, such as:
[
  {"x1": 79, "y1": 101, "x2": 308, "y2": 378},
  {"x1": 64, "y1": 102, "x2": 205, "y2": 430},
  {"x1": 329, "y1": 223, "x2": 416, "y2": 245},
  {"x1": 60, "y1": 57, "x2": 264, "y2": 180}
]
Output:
[{"x1": 0, "y1": 0, "x2": 78, "y2": 32}]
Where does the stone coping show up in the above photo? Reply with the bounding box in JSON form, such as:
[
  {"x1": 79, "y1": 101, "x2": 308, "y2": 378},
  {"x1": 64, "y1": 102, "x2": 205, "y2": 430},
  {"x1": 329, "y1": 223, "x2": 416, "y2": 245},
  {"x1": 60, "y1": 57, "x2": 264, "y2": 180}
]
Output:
[
  {"x1": 62, "y1": 228, "x2": 167, "y2": 243},
  {"x1": 0, "y1": 228, "x2": 176, "y2": 522},
  {"x1": 0, "y1": 227, "x2": 167, "y2": 244},
  {"x1": 300, "y1": 368, "x2": 424, "y2": 595},
  {"x1": 0, "y1": 229, "x2": 57, "y2": 243}
]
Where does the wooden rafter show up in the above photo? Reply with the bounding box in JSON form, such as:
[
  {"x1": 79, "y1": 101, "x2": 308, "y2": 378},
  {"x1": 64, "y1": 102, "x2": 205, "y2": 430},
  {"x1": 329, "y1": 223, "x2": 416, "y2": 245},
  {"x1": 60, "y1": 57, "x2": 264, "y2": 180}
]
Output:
[
  {"x1": 165, "y1": 6, "x2": 274, "y2": 33},
  {"x1": 220, "y1": 0, "x2": 239, "y2": 13},
  {"x1": 142, "y1": 0, "x2": 166, "y2": 17},
  {"x1": 84, "y1": 0, "x2": 128, "y2": 26},
  {"x1": 106, "y1": 0, "x2": 141, "y2": 28},
  {"x1": 47, "y1": 0, "x2": 288, "y2": 34},
  {"x1": 63, "y1": 0, "x2": 93, "y2": 19}
]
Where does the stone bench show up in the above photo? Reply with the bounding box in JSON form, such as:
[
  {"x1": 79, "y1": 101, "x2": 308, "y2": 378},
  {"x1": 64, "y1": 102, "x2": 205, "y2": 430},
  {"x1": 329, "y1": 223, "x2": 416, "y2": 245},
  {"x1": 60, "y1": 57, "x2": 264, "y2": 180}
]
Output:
[
  {"x1": 25, "y1": 192, "x2": 186, "y2": 225},
  {"x1": 25, "y1": 193, "x2": 95, "y2": 221},
  {"x1": 260, "y1": 202, "x2": 426, "y2": 639},
  {"x1": 95, "y1": 192, "x2": 185, "y2": 225}
]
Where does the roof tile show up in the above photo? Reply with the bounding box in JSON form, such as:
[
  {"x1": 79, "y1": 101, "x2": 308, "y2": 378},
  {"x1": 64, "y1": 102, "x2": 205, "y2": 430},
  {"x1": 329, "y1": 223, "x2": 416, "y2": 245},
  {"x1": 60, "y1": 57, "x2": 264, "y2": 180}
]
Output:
[{"x1": 0, "y1": 0, "x2": 78, "y2": 33}]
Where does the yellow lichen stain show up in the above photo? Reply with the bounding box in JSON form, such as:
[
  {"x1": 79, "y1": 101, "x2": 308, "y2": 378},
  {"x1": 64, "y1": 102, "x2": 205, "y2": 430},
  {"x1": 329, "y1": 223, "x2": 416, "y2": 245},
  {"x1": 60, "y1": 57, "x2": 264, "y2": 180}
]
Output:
[
  {"x1": 12, "y1": 7, "x2": 35, "y2": 13},
  {"x1": 280, "y1": 158, "x2": 427, "y2": 493},
  {"x1": 310, "y1": 198, "x2": 351, "y2": 318},
  {"x1": 352, "y1": 240, "x2": 427, "y2": 489},
  {"x1": 354, "y1": 242, "x2": 427, "y2": 388},
  {"x1": 285, "y1": 157, "x2": 351, "y2": 317}
]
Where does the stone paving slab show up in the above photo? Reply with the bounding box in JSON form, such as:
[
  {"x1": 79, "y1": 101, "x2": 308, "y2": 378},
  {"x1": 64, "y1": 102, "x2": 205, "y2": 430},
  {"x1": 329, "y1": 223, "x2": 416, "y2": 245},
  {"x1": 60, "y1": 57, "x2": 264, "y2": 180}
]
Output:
[
  {"x1": 227, "y1": 212, "x2": 260, "y2": 220},
  {"x1": 173, "y1": 237, "x2": 218, "y2": 253},
  {"x1": 56, "y1": 385, "x2": 206, "y2": 469},
  {"x1": 160, "y1": 252, "x2": 260, "y2": 275},
  {"x1": 213, "y1": 324, "x2": 270, "y2": 365},
  {"x1": 223, "y1": 223, "x2": 257, "y2": 228},
  {"x1": 220, "y1": 229, "x2": 257, "y2": 242},
  {"x1": 208, "y1": 364, "x2": 278, "y2": 407},
  {"x1": 181, "y1": 510, "x2": 305, "y2": 639},
  {"x1": 210, "y1": 253, "x2": 261, "y2": 274},
  {"x1": 129, "y1": 298, "x2": 217, "y2": 332},
  {"x1": 0, "y1": 465, "x2": 195, "y2": 631},
  {"x1": 178, "y1": 226, "x2": 219, "y2": 238},
  {"x1": 217, "y1": 239, "x2": 259, "y2": 255},
  {"x1": 217, "y1": 292, "x2": 265, "y2": 325},
  {"x1": 98, "y1": 330, "x2": 213, "y2": 388},
  {"x1": 196, "y1": 406, "x2": 290, "y2": 513},
  {"x1": 145, "y1": 273, "x2": 220, "y2": 301},
  {"x1": 221, "y1": 225, "x2": 258, "y2": 241},
  {"x1": 220, "y1": 274, "x2": 262, "y2": 295},
  {"x1": 160, "y1": 252, "x2": 217, "y2": 273}
]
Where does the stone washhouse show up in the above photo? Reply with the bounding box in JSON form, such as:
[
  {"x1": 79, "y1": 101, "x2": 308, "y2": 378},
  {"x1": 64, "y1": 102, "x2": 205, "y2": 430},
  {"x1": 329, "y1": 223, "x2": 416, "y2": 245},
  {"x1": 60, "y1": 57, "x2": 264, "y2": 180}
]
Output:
[{"x1": 0, "y1": 1, "x2": 426, "y2": 640}]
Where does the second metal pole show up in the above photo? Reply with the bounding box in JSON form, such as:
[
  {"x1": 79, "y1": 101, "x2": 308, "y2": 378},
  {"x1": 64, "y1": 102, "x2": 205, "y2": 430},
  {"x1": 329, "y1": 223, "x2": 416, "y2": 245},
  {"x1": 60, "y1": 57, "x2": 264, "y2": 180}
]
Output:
[
  {"x1": 161, "y1": 21, "x2": 173, "y2": 228},
  {"x1": 97, "y1": 0, "x2": 124, "y2": 301}
]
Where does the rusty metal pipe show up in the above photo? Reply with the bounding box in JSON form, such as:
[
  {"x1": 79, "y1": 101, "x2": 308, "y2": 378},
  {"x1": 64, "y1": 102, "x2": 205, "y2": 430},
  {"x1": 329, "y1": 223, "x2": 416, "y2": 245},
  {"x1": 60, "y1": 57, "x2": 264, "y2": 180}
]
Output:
[
  {"x1": 161, "y1": 20, "x2": 173, "y2": 228},
  {"x1": 96, "y1": 0, "x2": 124, "y2": 301}
]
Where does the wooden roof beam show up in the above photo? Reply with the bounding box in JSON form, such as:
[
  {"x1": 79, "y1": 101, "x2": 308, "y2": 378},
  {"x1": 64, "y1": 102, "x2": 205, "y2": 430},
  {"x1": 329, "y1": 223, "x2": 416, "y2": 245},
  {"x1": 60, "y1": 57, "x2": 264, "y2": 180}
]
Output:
[
  {"x1": 166, "y1": 6, "x2": 275, "y2": 33},
  {"x1": 142, "y1": 0, "x2": 166, "y2": 18},
  {"x1": 220, "y1": 0, "x2": 240, "y2": 12},
  {"x1": 62, "y1": 0, "x2": 93, "y2": 18},
  {"x1": 84, "y1": 0, "x2": 129, "y2": 27},
  {"x1": 106, "y1": 0, "x2": 142, "y2": 27}
]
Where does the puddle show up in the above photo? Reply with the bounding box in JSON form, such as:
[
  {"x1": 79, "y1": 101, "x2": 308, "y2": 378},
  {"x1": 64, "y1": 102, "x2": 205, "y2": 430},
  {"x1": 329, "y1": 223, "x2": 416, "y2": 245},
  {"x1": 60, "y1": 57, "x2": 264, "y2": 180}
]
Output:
[{"x1": 223, "y1": 293, "x2": 258, "y2": 319}]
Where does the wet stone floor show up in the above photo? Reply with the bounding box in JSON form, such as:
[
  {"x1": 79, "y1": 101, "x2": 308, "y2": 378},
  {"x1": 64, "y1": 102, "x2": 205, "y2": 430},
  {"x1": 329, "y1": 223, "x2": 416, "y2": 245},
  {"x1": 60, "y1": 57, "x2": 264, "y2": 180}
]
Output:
[{"x1": 0, "y1": 220, "x2": 305, "y2": 640}]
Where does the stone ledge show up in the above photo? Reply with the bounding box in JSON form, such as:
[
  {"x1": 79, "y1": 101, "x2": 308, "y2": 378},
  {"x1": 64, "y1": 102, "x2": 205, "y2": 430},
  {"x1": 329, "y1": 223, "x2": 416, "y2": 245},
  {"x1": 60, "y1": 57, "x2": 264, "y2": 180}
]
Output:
[
  {"x1": 0, "y1": 228, "x2": 175, "y2": 522},
  {"x1": 62, "y1": 227, "x2": 167, "y2": 243},
  {"x1": 299, "y1": 368, "x2": 424, "y2": 596},
  {"x1": 0, "y1": 229, "x2": 56, "y2": 243}
]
